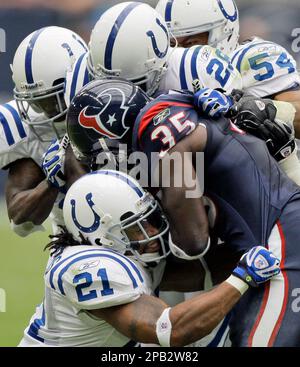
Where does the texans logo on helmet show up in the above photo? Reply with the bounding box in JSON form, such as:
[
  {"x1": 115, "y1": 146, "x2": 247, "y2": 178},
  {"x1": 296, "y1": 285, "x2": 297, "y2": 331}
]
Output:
[{"x1": 78, "y1": 88, "x2": 130, "y2": 139}]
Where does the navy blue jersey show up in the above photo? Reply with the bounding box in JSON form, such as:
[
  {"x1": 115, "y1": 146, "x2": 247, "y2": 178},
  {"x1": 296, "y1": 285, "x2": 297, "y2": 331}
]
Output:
[{"x1": 132, "y1": 93, "x2": 300, "y2": 252}]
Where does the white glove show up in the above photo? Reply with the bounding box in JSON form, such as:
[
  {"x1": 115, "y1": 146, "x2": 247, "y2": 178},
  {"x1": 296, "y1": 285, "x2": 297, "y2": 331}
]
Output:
[{"x1": 42, "y1": 134, "x2": 69, "y2": 188}]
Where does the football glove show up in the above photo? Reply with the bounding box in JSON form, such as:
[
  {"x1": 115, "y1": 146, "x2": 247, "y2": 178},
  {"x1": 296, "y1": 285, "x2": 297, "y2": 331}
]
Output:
[
  {"x1": 193, "y1": 87, "x2": 233, "y2": 118},
  {"x1": 232, "y1": 246, "x2": 280, "y2": 287},
  {"x1": 230, "y1": 96, "x2": 296, "y2": 161},
  {"x1": 42, "y1": 134, "x2": 69, "y2": 188}
]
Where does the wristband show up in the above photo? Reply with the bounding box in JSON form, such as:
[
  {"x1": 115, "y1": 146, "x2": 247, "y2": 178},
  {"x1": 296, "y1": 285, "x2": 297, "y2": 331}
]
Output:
[
  {"x1": 156, "y1": 307, "x2": 172, "y2": 347},
  {"x1": 225, "y1": 275, "x2": 249, "y2": 295}
]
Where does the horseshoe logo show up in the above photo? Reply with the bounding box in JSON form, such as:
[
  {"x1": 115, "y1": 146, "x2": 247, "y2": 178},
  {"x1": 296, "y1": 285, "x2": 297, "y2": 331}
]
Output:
[
  {"x1": 146, "y1": 18, "x2": 169, "y2": 59},
  {"x1": 71, "y1": 193, "x2": 101, "y2": 233}
]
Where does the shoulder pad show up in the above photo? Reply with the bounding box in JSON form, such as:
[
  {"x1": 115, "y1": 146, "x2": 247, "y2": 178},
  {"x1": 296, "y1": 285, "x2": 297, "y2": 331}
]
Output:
[
  {"x1": 165, "y1": 46, "x2": 242, "y2": 94},
  {"x1": 231, "y1": 39, "x2": 300, "y2": 97},
  {"x1": 64, "y1": 53, "x2": 89, "y2": 107},
  {"x1": 0, "y1": 100, "x2": 29, "y2": 169},
  {"x1": 46, "y1": 248, "x2": 150, "y2": 309}
]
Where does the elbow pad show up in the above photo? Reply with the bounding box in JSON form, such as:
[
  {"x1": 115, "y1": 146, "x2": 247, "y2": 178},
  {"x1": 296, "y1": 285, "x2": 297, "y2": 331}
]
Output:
[
  {"x1": 10, "y1": 220, "x2": 46, "y2": 238},
  {"x1": 168, "y1": 232, "x2": 210, "y2": 260}
]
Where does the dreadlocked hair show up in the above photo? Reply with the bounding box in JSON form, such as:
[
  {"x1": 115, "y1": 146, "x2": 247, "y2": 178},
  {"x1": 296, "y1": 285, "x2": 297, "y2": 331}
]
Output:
[{"x1": 44, "y1": 226, "x2": 92, "y2": 255}]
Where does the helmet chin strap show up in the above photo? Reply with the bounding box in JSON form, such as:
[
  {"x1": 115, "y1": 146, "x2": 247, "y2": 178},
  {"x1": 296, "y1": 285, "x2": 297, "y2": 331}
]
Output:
[{"x1": 134, "y1": 251, "x2": 162, "y2": 267}]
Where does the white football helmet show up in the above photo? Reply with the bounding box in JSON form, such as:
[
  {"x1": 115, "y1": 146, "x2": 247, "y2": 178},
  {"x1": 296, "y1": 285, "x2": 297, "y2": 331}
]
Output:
[
  {"x1": 63, "y1": 170, "x2": 170, "y2": 265},
  {"x1": 12, "y1": 26, "x2": 87, "y2": 140},
  {"x1": 87, "y1": 1, "x2": 171, "y2": 96},
  {"x1": 156, "y1": 0, "x2": 240, "y2": 54}
]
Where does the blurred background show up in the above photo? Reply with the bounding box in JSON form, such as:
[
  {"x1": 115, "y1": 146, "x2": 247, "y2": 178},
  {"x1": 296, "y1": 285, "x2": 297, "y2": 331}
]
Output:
[{"x1": 0, "y1": 0, "x2": 300, "y2": 346}]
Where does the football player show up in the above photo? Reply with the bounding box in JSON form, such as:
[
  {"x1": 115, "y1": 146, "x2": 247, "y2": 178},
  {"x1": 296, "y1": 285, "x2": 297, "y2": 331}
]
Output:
[
  {"x1": 0, "y1": 26, "x2": 87, "y2": 236},
  {"x1": 63, "y1": 1, "x2": 242, "y2": 108},
  {"x1": 156, "y1": 0, "x2": 300, "y2": 184},
  {"x1": 66, "y1": 79, "x2": 300, "y2": 347},
  {"x1": 19, "y1": 170, "x2": 280, "y2": 347}
]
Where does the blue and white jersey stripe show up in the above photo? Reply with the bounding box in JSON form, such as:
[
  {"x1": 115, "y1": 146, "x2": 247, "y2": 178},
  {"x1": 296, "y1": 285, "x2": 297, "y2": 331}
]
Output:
[
  {"x1": 48, "y1": 247, "x2": 145, "y2": 296},
  {"x1": 161, "y1": 46, "x2": 242, "y2": 94},
  {"x1": 0, "y1": 101, "x2": 27, "y2": 148},
  {"x1": 27, "y1": 303, "x2": 46, "y2": 343}
]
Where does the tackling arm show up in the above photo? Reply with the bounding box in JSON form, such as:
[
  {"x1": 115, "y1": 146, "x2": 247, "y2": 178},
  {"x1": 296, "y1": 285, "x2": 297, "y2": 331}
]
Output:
[
  {"x1": 64, "y1": 145, "x2": 90, "y2": 190},
  {"x1": 5, "y1": 158, "x2": 59, "y2": 230},
  {"x1": 90, "y1": 280, "x2": 241, "y2": 346},
  {"x1": 89, "y1": 246, "x2": 280, "y2": 347},
  {"x1": 160, "y1": 126, "x2": 210, "y2": 258}
]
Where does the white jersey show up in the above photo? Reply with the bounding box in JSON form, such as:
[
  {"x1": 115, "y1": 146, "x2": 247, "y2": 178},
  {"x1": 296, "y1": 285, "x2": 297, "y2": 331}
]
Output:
[
  {"x1": 19, "y1": 245, "x2": 164, "y2": 347},
  {"x1": 160, "y1": 46, "x2": 242, "y2": 94},
  {"x1": 0, "y1": 100, "x2": 65, "y2": 234},
  {"x1": 64, "y1": 46, "x2": 242, "y2": 107},
  {"x1": 230, "y1": 37, "x2": 300, "y2": 98}
]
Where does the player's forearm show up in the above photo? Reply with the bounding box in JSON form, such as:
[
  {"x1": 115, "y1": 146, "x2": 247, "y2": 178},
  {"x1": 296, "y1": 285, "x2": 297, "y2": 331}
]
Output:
[
  {"x1": 274, "y1": 91, "x2": 300, "y2": 138},
  {"x1": 169, "y1": 282, "x2": 241, "y2": 346},
  {"x1": 7, "y1": 180, "x2": 59, "y2": 225},
  {"x1": 291, "y1": 101, "x2": 300, "y2": 138},
  {"x1": 95, "y1": 281, "x2": 242, "y2": 347},
  {"x1": 64, "y1": 145, "x2": 90, "y2": 189}
]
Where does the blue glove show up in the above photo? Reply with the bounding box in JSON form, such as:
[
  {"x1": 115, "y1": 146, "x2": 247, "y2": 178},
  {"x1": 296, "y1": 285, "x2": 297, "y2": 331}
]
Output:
[
  {"x1": 42, "y1": 134, "x2": 69, "y2": 188},
  {"x1": 194, "y1": 88, "x2": 233, "y2": 118},
  {"x1": 232, "y1": 246, "x2": 281, "y2": 287}
]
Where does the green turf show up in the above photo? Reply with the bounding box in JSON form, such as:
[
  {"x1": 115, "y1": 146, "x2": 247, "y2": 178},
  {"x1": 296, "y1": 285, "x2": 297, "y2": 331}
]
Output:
[{"x1": 0, "y1": 202, "x2": 50, "y2": 346}]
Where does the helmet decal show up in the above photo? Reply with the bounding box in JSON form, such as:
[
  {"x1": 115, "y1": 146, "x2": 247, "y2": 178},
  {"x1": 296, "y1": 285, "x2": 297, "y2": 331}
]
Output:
[
  {"x1": 104, "y1": 2, "x2": 142, "y2": 70},
  {"x1": 71, "y1": 192, "x2": 101, "y2": 233},
  {"x1": 146, "y1": 18, "x2": 169, "y2": 59},
  {"x1": 217, "y1": 0, "x2": 238, "y2": 22},
  {"x1": 78, "y1": 87, "x2": 130, "y2": 139},
  {"x1": 61, "y1": 42, "x2": 74, "y2": 58}
]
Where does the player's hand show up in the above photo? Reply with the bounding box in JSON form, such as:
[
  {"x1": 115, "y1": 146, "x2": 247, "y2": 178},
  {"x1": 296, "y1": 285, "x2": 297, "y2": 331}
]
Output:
[
  {"x1": 42, "y1": 134, "x2": 69, "y2": 188},
  {"x1": 193, "y1": 88, "x2": 233, "y2": 118},
  {"x1": 232, "y1": 246, "x2": 280, "y2": 287},
  {"x1": 230, "y1": 96, "x2": 296, "y2": 161}
]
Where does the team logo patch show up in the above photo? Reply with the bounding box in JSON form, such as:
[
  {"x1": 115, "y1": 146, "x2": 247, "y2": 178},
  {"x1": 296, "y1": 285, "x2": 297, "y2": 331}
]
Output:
[
  {"x1": 200, "y1": 46, "x2": 212, "y2": 62},
  {"x1": 254, "y1": 255, "x2": 268, "y2": 269},
  {"x1": 78, "y1": 87, "x2": 130, "y2": 139},
  {"x1": 78, "y1": 260, "x2": 100, "y2": 272},
  {"x1": 153, "y1": 108, "x2": 170, "y2": 126},
  {"x1": 255, "y1": 100, "x2": 266, "y2": 111}
]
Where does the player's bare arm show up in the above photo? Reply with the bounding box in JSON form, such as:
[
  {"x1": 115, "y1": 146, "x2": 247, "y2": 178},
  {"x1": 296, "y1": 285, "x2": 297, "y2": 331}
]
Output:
[
  {"x1": 274, "y1": 90, "x2": 300, "y2": 138},
  {"x1": 89, "y1": 281, "x2": 242, "y2": 347},
  {"x1": 5, "y1": 158, "x2": 59, "y2": 226},
  {"x1": 64, "y1": 145, "x2": 90, "y2": 189},
  {"x1": 160, "y1": 125, "x2": 209, "y2": 257}
]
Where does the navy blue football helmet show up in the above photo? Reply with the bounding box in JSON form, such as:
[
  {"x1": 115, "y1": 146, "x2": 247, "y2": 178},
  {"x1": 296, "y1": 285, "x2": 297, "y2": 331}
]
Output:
[{"x1": 67, "y1": 78, "x2": 150, "y2": 163}]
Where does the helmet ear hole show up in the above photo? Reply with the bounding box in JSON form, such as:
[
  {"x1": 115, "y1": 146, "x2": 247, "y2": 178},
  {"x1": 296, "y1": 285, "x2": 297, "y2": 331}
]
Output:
[
  {"x1": 120, "y1": 211, "x2": 135, "y2": 222},
  {"x1": 52, "y1": 78, "x2": 65, "y2": 87},
  {"x1": 94, "y1": 238, "x2": 103, "y2": 246}
]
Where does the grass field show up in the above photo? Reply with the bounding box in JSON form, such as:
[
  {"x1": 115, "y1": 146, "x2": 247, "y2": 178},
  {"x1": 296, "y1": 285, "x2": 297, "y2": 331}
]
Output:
[{"x1": 0, "y1": 202, "x2": 49, "y2": 346}]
